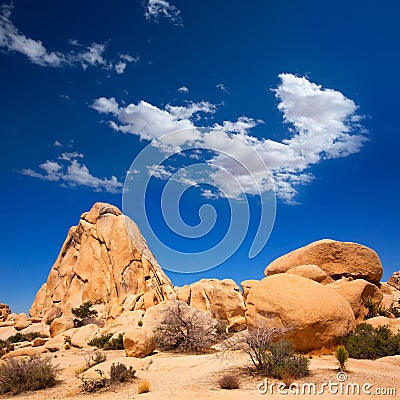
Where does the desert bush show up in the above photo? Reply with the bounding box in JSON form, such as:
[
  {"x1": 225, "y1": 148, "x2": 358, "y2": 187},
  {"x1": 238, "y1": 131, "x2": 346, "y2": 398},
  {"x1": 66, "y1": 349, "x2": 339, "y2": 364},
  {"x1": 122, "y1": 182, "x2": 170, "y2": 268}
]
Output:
[
  {"x1": 71, "y1": 301, "x2": 101, "y2": 327},
  {"x1": 222, "y1": 321, "x2": 309, "y2": 379},
  {"x1": 110, "y1": 362, "x2": 135, "y2": 383},
  {"x1": 88, "y1": 333, "x2": 124, "y2": 350},
  {"x1": 84, "y1": 351, "x2": 107, "y2": 369},
  {"x1": 155, "y1": 300, "x2": 220, "y2": 352},
  {"x1": 6, "y1": 331, "x2": 44, "y2": 343},
  {"x1": 362, "y1": 296, "x2": 390, "y2": 319},
  {"x1": 342, "y1": 323, "x2": 400, "y2": 359},
  {"x1": 392, "y1": 307, "x2": 400, "y2": 318},
  {"x1": 335, "y1": 345, "x2": 349, "y2": 371},
  {"x1": 88, "y1": 333, "x2": 112, "y2": 348},
  {"x1": 0, "y1": 355, "x2": 59, "y2": 395},
  {"x1": 138, "y1": 380, "x2": 150, "y2": 393},
  {"x1": 218, "y1": 374, "x2": 240, "y2": 389}
]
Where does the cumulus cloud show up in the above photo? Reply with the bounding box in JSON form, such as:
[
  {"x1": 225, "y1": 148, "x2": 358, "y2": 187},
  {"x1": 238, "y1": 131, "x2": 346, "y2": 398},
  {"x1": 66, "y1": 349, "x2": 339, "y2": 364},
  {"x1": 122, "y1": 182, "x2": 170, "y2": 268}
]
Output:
[
  {"x1": 145, "y1": 0, "x2": 183, "y2": 26},
  {"x1": 0, "y1": 5, "x2": 138, "y2": 73},
  {"x1": 21, "y1": 152, "x2": 122, "y2": 193},
  {"x1": 92, "y1": 74, "x2": 367, "y2": 203}
]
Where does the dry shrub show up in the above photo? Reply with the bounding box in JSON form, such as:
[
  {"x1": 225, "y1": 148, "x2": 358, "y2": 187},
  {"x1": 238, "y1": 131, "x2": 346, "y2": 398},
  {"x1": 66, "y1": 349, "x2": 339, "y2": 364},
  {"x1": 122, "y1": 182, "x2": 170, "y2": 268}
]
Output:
[
  {"x1": 0, "y1": 355, "x2": 59, "y2": 395},
  {"x1": 219, "y1": 374, "x2": 240, "y2": 389},
  {"x1": 138, "y1": 379, "x2": 150, "y2": 393},
  {"x1": 155, "y1": 300, "x2": 220, "y2": 352},
  {"x1": 110, "y1": 362, "x2": 135, "y2": 383}
]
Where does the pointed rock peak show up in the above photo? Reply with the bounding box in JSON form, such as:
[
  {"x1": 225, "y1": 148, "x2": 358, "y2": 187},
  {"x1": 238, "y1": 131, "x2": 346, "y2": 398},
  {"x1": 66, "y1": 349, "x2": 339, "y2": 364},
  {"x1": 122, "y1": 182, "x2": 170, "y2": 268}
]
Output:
[{"x1": 30, "y1": 202, "x2": 175, "y2": 322}]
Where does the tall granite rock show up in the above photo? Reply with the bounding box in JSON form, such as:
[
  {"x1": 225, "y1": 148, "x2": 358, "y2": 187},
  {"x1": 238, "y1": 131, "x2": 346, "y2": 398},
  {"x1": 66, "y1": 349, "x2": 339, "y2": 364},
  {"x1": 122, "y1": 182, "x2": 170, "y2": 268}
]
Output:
[{"x1": 30, "y1": 203, "x2": 175, "y2": 321}]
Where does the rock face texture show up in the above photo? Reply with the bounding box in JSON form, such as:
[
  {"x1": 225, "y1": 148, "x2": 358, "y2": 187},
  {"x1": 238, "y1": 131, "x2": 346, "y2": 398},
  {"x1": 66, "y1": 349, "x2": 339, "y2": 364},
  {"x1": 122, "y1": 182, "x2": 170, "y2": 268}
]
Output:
[
  {"x1": 265, "y1": 239, "x2": 383, "y2": 284},
  {"x1": 286, "y1": 264, "x2": 331, "y2": 283},
  {"x1": 30, "y1": 203, "x2": 175, "y2": 321},
  {"x1": 0, "y1": 304, "x2": 11, "y2": 322},
  {"x1": 246, "y1": 274, "x2": 356, "y2": 352},
  {"x1": 175, "y1": 279, "x2": 246, "y2": 330},
  {"x1": 328, "y1": 279, "x2": 383, "y2": 323},
  {"x1": 388, "y1": 270, "x2": 400, "y2": 291}
]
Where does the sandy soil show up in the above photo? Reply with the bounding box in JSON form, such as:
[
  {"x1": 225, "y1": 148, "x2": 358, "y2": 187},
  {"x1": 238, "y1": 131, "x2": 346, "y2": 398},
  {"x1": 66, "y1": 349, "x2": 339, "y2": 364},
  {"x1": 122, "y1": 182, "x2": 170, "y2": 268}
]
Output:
[{"x1": 1, "y1": 349, "x2": 399, "y2": 399}]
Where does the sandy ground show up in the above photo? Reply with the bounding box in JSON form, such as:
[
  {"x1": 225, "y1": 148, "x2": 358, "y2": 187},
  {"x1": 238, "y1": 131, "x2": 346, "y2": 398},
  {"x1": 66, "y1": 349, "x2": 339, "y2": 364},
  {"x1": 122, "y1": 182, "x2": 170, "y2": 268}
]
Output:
[{"x1": 1, "y1": 349, "x2": 399, "y2": 399}]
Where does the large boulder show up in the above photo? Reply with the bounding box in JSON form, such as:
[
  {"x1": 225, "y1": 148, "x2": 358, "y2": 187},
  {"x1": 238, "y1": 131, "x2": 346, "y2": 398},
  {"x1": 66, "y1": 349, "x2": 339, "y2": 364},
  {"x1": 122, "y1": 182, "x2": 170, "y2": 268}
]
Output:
[
  {"x1": 388, "y1": 270, "x2": 400, "y2": 291},
  {"x1": 101, "y1": 310, "x2": 145, "y2": 337},
  {"x1": 246, "y1": 274, "x2": 356, "y2": 352},
  {"x1": 241, "y1": 280, "x2": 259, "y2": 302},
  {"x1": 176, "y1": 279, "x2": 246, "y2": 331},
  {"x1": 265, "y1": 239, "x2": 383, "y2": 284},
  {"x1": 70, "y1": 324, "x2": 100, "y2": 348},
  {"x1": 286, "y1": 264, "x2": 331, "y2": 283},
  {"x1": 366, "y1": 316, "x2": 400, "y2": 334},
  {"x1": 50, "y1": 316, "x2": 74, "y2": 338},
  {"x1": 328, "y1": 279, "x2": 383, "y2": 323},
  {"x1": 0, "y1": 326, "x2": 17, "y2": 341},
  {"x1": 29, "y1": 203, "x2": 176, "y2": 322},
  {"x1": 14, "y1": 313, "x2": 31, "y2": 331},
  {"x1": 379, "y1": 282, "x2": 400, "y2": 310},
  {"x1": 123, "y1": 328, "x2": 155, "y2": 358}
]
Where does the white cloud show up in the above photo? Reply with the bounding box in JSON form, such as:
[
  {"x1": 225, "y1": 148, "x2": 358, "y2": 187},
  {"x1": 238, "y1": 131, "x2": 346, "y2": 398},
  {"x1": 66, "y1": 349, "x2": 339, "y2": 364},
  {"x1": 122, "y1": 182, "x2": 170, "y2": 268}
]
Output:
[
  {"x1": 92, "y1": 74, "x2": 367, "y2": 203},
  {"x1": 53, "y1": 140, "x2": 63, "y2": 147},
  {"x1": 21, "y1": 152, "x2": 122, "y2": 194},
  {"x1": 216, "y1": 83, "x2": 229, "y2": 93},
  {"x1": 0, "y1": 6, "x2": 137, "y2": 73},
  {"x1": 145, "y1": 0, "x2": 183, "y2": 26},
  {"x1": 177, "y1": 86, "x2": 189, "y2": 93}
]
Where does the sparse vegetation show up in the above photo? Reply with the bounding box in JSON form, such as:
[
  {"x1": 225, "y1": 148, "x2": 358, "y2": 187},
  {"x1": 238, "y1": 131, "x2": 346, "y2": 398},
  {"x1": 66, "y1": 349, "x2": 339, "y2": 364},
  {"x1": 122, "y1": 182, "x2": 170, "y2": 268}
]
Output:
[
  {"x1": 71, "y1": 301, "x2": 103, "y2": 327},
  {"x1": 155, "y1": 300, "x2": 221, "y2": 352},
  {"x1": 0, "y1": 355, "x2": 59, "y2": 395},
  {"x1": 218, "y1": 374, "x2": 240, "y2": 389},
  {"x1": 84, "y1": 351, "x2": 107, "y2": 370},
  {"x1": 6, "y1": 331, "x2": 44, "y2": 343},
  {"x1": 362, "y1": 296, "x2": 391, "y2": 319},
  {"x1": 392, "y1": 307, "x2": 400, "y2": 318},
  {"x1": 88, "y1": 333, "x2": 124, "y2": 350},
  {"x1": 110, "y1": 362, "x2": 135, "y2": 383},
  {"x1": 80, "y1": 369, "x2": 108, "y2": 393},
  {"x1": 138, "y1": 379, "x2": 150, "y2": 393},
  {"x1": 342, "y1": 323, "x2": 400, "y2": 359},
  {"x1": 223, "y1": 322, "x2": 309, "y2": 379},
  {"x1": 335, "y1": 345, "x2": 349, "y2": 371}
]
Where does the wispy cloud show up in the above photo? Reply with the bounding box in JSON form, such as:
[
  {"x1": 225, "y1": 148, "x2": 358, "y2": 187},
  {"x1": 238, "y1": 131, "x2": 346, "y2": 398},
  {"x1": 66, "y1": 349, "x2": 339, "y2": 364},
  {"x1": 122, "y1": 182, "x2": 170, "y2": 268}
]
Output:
[
  {"x1": 21, "y1": 152, "x2": 122, "y2": 193},
  {"x1": 92, "y1": 74, "x2": 367, "y2": 203},
  {"x1": 0, "y1": 5, "x2": 138, "y2": 73},
  {"x1": 216, "y1": 83, "x2": 229, "y2": 93},
  {"x1": 144, "y1": 0, "x2": 183, "y2": 26},
  {"x1": 177, "y1": 86, "x2": 189, "y2": 93}
]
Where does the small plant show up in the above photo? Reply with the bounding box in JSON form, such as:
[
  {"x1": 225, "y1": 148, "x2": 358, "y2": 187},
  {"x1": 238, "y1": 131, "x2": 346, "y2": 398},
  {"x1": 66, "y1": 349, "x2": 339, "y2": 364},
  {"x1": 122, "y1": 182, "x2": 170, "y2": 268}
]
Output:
[
  {"x1": 218, "y1": 374, "x2": 240, "y2": 389},
  {"x1": 138, "y1": 379, "x2": 150, "y2": 393},
  {"x1": 335, "y1": 345, "x2": 349, "y2": 371},
  {"x1": 362, "y1": 296, "x2": 390, "y2": 319},
  {"x1": 0, "y1": 355, "x2": 59, "y2": 395},
  {"x1": 104, "y1": 333, "x2": 124, "y2": 350},
  {"x1": 71, "y1": 301, "x2": 99, "y2": 327},
  {"x1": 84, "y1": 351, "x2": 107, "y2": 369},
  {"x1": 110, "y1": 362, "x2": 135, "y2": 383},
  {"x1": 342, "y1": 323, "x2": 400, "y2": 359},
  {"x1": 392, "y1": 307, "x2": 400, "y2": 318}
]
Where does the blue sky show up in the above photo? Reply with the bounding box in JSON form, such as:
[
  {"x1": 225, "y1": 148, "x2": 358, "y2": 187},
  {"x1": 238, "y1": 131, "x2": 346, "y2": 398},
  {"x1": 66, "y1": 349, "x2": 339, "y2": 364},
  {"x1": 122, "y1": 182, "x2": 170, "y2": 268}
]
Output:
[{"x1": 1, "y1": 0, "x2": 399, "y2": 313}]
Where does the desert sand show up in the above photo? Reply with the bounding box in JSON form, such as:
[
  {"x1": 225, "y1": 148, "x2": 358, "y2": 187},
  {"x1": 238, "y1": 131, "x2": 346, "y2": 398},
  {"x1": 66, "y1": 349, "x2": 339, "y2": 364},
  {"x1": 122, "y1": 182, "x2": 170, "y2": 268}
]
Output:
[{"x1": 3, "y1": 349, "x2": 399, "y2": 399}]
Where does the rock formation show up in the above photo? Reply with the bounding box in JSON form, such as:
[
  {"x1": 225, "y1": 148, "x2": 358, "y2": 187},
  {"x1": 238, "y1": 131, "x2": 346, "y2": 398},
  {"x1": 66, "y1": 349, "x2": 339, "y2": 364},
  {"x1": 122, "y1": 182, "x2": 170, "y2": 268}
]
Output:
[
  {"x1": 265, "y1": 239, "x2": 383, "y2": 284},
  {"x1": 388, "y1": 270, "x2": 400, "y2": 291},
  {"x1": 0, "y1": 303, "x2": 11, "y2": 322},
  {"x1": 245, "y1": 274, "x2": 356, "y2": 352},
  {"x1": 175, "y1": 279, "x2": 246, "y2": 331},
  {"x1": 29, "y1": 202, "x2": 175, "y2": 321}
]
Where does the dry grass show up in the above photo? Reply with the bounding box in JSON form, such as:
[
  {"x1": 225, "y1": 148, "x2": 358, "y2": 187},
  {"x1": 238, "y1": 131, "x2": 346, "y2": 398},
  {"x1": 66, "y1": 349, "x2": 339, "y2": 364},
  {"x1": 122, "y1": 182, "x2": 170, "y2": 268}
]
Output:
[
  {"x1": 138, "y1": 379, "x2": 150, "y2": 393},
  {"x1": 218, "y1": 374, "x2": 240, "y2": 389}
]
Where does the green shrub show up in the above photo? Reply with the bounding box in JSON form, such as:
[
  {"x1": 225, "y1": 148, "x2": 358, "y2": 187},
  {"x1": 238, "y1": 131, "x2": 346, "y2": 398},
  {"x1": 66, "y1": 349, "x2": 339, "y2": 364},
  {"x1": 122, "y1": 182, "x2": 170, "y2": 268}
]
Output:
[
  {"x1": 335, "y1": 345, "x2": 349, "y2": 371},
  {"x1": 88, "y1": 333, "x2": 113, "y2": 348},
  {"x1": 342, "y1": 323, "x2": 400, "y2": 359},
  {"x1": 110, "y1": 362, "x2": 135, "y2": 383},
  {"x1": 0, "y1": 355, "x2": 59, "y2": 395},
  {"x1": 71, "y1": 301, "x2": 102, "y2": 327},
  {"x1": 218, "y1": 374, "x2": 240, "y2": 389},
  {"x1": 6, "y1": 331, "x2": 44, "y2": 344},
  {"x1": 88, "y1": 333, "x2": 124, "y2": 350}
]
